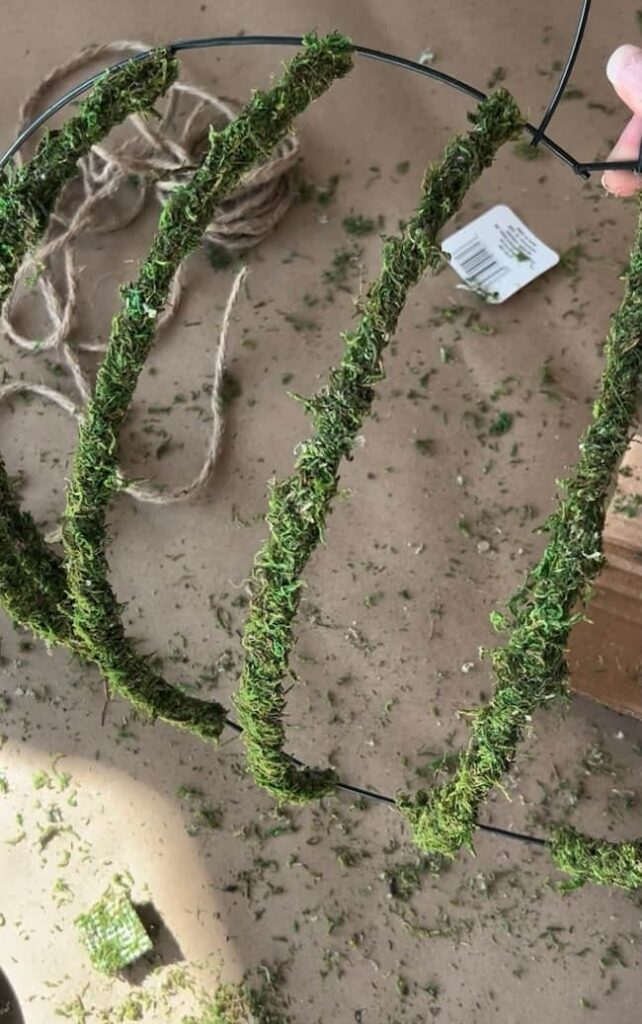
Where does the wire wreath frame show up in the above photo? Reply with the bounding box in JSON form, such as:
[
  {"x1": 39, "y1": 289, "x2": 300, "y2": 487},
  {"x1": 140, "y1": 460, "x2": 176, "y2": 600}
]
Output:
[{"x1": 0, "y1": 2, "x2": 640, "y2": 875}]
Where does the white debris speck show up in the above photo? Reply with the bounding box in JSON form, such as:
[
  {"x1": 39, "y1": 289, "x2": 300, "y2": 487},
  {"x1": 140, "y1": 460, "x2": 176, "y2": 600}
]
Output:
[
  {"x1": 461, "y1": 661, "x2": 475, "y2": 674},
  {"x1": 477, "y1": 539, "x2": 491, "y2": 554}
]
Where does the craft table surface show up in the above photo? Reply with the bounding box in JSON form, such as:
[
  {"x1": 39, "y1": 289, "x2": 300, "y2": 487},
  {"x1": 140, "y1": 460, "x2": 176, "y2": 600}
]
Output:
[{"x1": 0, "y1": 1, "x2": 642, "y2": 1022}]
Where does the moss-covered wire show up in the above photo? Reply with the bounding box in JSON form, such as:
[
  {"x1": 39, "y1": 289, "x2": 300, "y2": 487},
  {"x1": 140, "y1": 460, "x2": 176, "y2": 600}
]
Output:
[
  {"x1": 0, "y1": 49, "x2": 178, "y2": 302},
  {"x1": 0, "y1": 44, "x2": 640, "y2": 893},
  {"x1": 0, "y1": 49, "x2": 229, "y2": 738},
  {"x1": 550, "y1": 825, "x2": 642, "y2": 891},
  {"x1": 60, "y1": 33, "x2": 354, "y2": 742},
  {"x1": 0, "y1": 463, "x2": 71, "y2": 647},
  {"x1": 233, "y1": 89, "x2": 524, "y2": 803},
  {"x1": 397, "y1": 198, "x2": 642, "y2": 860},
  {"x1": 0, "y1": 49, "x2": 178, "y2": 645}
]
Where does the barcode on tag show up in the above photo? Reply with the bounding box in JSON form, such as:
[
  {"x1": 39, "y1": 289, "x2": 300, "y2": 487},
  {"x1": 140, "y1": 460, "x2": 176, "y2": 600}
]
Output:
[{"x1": 441, "y1": 205, "x2": 559, "y2": 304}]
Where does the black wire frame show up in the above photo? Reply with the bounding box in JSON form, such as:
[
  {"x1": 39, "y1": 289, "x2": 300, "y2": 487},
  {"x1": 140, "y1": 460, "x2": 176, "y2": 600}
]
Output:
[
  {"x1": 0, "y1": 1, "x2": 625, "y2": 852},
  {"x1": 1, "y1": 0, "x2": 641, "y2": 178}
]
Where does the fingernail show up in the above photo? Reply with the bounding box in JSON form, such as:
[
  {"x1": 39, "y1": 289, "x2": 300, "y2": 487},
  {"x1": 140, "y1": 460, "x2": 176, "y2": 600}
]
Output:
[{"x1": 607, "y1": 44, "x2": 642, "y2": 86}]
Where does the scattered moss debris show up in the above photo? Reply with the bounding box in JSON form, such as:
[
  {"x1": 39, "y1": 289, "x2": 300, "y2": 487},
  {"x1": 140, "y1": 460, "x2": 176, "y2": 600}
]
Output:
[
  {"x1": 75, "y1": 876, "x2": 152, "y2": 975},
  {"x1": 488, "y1": 410, "x2": 514, "y2": 436},
  {"x1": 513, "y1": 139, "x2": 543, "y2": 161},
  {"x1": 233, "y1": 89, "x2": 524, "y2": 803},
  {"x1": 558, "y1": 242, "x2": 586, "y2": 276},
  {"x1": 207, "y1": 244, "x2": 239, "y2": 271},
  {"x1": 398, "y1": 196, "x2": 642, "y2": 863},
  {"x1": 187, "y1": 979, "x2": 289, "y2": 1024},
  {"x1": 551, "y1": 826, "x2": 642, "y2": 891},
  {"x1": 342, "y1": 213, "x2": 378, "y2": 236}
]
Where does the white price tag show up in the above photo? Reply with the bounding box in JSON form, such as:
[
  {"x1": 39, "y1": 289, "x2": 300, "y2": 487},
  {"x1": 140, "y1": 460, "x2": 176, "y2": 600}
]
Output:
[{"x1": 441, "y1": 204, "x2": 559, "y2": 303}]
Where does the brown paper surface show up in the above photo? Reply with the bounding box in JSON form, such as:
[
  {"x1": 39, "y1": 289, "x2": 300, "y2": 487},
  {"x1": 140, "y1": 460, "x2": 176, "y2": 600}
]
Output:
[{"x1": 1, "y1": 2, "x2": 642, "y2": 1021}]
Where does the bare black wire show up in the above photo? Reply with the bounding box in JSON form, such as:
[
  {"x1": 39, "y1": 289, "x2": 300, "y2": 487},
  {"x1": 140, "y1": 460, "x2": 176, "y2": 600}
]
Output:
[
  {"x1": 223, "y1": 716, "x2": 547, "y2": 846},
  {"x1": 531, "y1": 0, "x2": 592, "y2": 148},
  {"x1": 2, "y1": 20, "x2": 641, "y2": 179}
]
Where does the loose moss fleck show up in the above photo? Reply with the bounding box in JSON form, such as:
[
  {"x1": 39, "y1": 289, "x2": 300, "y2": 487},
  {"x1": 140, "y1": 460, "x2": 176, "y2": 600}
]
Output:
[
  {"x1": 513, "y1": 140, "x2": 543, "y2": 160},
  {"x1": 558, "y1": 243, "x2": 586, "y2": 276},
  {"x1": 234, "y1": 89, "x2": 524, "y2": 803},
  {"x1": 488, "y1": 410, "x2": 514, "y2": 436},
  {"x1": 207, "y1": 244, "x2": 238, "y2": 271},
  {"x1": 0, "y1": 51, "x2": 177, "y2": 655},
  {"x1": 342, "y1": 213, "x2": 377, "y2": 236},
  {"x1": 322, "y1": 244, "x2": 361, "y2": 288},
  {"x1": 187, "y1": 980, "x2": 289, "y2": 1024}
]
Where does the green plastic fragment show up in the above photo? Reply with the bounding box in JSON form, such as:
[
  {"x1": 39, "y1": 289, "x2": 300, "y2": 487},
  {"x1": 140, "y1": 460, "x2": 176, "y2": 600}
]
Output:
[{"x1": 75, "y1": 877, "x2": 152, "y2": 975}]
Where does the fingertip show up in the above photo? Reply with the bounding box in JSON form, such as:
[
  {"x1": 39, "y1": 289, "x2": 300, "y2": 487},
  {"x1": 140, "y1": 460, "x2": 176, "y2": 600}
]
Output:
[
  {"x1": 601, "y1": 170, "x2": 641, "y2": 197},
  {"x1": 606, "y1": 45, "x2": 642, "y2": 117},
  {"x1": 606, "y1": 44, "x2": 642, "y2": 84}
]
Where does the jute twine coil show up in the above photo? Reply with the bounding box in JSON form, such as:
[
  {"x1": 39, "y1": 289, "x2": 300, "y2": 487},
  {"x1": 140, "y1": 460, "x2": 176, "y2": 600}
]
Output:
[{"x1": 0, "y1": 40, "x2": 300, "y2": 507}]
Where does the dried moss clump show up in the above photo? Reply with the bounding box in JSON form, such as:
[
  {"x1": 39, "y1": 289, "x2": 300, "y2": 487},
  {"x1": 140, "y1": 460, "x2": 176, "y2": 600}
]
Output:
[
  {"x1": 188, "y1": 981, "x2": 289, "y2": 1024},
  {"x1": 0, "y1": 49, "x2": 178, "y2": 651},
  {"x1": 398, "y1": 199, "x2": 642, "y2": 857},
  {"x1": 551, "y1": 825, "x2": 642, "y2": 891},
  {"x1": 233, "y1": 89, "x2": 524, "y2": 803},
  {"x1": 59, "y1": 33, "x2": 353, "y2": 742}
]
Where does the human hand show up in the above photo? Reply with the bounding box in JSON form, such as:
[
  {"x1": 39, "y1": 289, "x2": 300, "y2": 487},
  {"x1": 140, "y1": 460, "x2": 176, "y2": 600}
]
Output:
[{"x1": 602, "y1": 44, "x2": 642, "y2": 196}]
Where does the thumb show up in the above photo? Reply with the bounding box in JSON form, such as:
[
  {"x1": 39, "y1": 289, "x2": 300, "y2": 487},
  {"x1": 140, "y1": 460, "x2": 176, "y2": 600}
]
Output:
[
  {"x1": 602, "y1": 45, "x2": 642, "y2": 196},
  {"x1": 607, "y1": 44, "x2": 642, "y2": 117}
]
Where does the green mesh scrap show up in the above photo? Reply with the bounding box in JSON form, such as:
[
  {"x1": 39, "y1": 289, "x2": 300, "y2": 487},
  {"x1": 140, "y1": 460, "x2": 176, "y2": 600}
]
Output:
[{"x1": 75, "y1": 878, "x2": 152, "y2": 975}]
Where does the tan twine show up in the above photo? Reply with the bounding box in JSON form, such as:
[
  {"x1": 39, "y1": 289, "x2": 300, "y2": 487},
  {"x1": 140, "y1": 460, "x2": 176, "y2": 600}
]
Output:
[{"x1": 0, "y1": 40, "x2": 300, "y2": 506}]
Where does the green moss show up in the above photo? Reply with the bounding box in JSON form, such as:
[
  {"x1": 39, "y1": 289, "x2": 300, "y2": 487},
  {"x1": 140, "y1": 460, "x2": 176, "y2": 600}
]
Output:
[
  {"x1": 0, "y1": 35, "x2": 351, "y2": 745},
  {"x1": 0, "y1": 50, "x2": 177, "y2": 654},
  {"x1": 398, "y1": 198, "x2": 642, "y2": 857},
  {"x1": 186, "y1": 981, "x2": 289, "y2": 1024},
  {"x1": 342, "y1": 213, "x2": 377, "y2": 236},
  {"x1": 0, "y1": 49, "x2": 178, "y2": 305},
  {"x1": 233, "y1": 89, "x2": 524, "y2": 803},
  {"x1": 488, "y1": 410, "x2": 514, "y2": 436},
  {"x1": 60, "y1": 32, "x2": 351, "y2": 744},
  {"x1": 551, "y1": 825, "x2": 642, "y2": 891}
]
